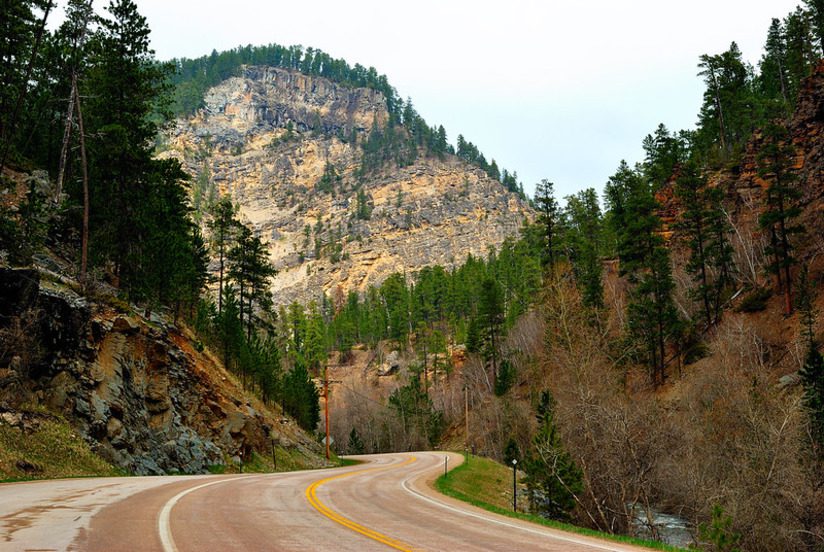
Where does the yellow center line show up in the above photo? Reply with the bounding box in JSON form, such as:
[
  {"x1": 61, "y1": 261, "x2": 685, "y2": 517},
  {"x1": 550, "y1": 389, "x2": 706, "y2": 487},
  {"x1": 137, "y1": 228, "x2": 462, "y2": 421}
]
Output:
[{"x1": 305, "y1": 456, "x2": 418, "y2": 551}]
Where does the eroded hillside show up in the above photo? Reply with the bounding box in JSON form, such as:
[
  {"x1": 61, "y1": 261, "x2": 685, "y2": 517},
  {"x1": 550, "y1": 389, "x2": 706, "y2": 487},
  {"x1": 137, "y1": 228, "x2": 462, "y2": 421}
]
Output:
[{"x1": 0, "y1": 260, "x2": 324, "y2": 477}]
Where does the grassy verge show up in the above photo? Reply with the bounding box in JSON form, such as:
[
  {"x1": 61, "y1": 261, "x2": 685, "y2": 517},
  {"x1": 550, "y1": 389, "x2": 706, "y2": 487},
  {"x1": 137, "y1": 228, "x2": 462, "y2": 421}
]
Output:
[
  {"x1": 0, "y1": 415, "x2": 121, "y2": 482},
  {"x1": 230, "y1": 448, "x2": 358, "y2": 474},
  {"x1": 337, "y1": 457, "x2": 363, "y2": 467},
  {"x1": 1, "y1": 410, "x2": 346, "y2": 481},
  {"x1": 435, "y1": 454, "x2": 685, "y2": 552}
]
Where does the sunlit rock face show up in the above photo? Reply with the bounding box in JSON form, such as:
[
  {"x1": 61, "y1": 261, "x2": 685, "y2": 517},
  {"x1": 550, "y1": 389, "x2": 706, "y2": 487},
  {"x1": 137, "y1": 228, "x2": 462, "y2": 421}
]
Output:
[{"x1": 165, "y1": 66, "x2": 532, "y2": 306}]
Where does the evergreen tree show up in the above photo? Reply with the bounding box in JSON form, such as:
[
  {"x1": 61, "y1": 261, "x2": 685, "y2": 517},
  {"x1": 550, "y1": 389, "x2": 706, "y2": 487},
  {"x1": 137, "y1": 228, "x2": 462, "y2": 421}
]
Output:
[
  {"x1": 606, "y1": 162, "x2": 680, "y2": 384},
  {"x1": 0, "y1": 0, "x2": 54, "y2": 173},
  {"x1": 282, "y1": 358, "x2": 320, "y2": 431},
  {"x1": 70, "y1": 0, "x2": 205, "y2": 306},
  {"x1": 523, "y1": 390, "x2": 582, "y2": 521},
  {"x1": 304, "y1": 301, "x2": 327, "y2": 373},
  {"x1": 208, "y1": 197, "x2": 239, "y2": 315},
  {"x1": 478, "y1": 277, "x2": 504, "y2": 381},
  {"x1": 805, "y1": 0, "x2": 824, "y2": 52},
  {"x1": 784, "y1": 6, "x2": 819, "y2": 102},
  {"x1": 757, "y1": 122, "x2": 802, "y2": 315},
  {"x1": 642, "y1": 124, "x2": 688, "y2": 188},
  {"x1": 675, "y1": 161, "x2": 730, "y2": 328},
  {"x1": 564, "y1": 188, "x2": 604, "y2": 309},
  {"x1": 797, "y1": 266, "x2": 824, "y2": 451},
  {"x1": 348, "y1": 426, "x2": 365, "y2": 454},
  {"x1": 215, "y1": 285, "x2": 244, "y2": 371},
  {"x1": 316, "y1": 161, "x2": 339, "y2": 194},
  {"x1": 355, "y1": 187, "x2": 372, "y2": 220},
  {"x1": 503, "y1": 437, "x2": 521, "y2": 465},
  {"x1": 286, "y1": 301, "x2": 308, "y2": 361},
  {"x1": 494, "y1": 358, "x2": 516, "y2": 396},
  {"x1": 759, "y1": 18, "x2": 791, "y2": 112},
  {"x1": 228, "y1": 223, "x2": 276, "y2": 339},
  {"x1": 696, "y1": 43, "x2": 756, "y2": 160},
  {"x1": 381, "y1": 273, "x2": 411, "y2": 344},
  {"x1": 534, "y1": 179, "x2": 561, "y2": 271}
]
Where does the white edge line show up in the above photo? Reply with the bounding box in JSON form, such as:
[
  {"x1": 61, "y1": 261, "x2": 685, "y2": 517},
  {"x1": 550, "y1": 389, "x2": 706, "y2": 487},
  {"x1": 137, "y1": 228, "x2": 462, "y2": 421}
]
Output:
[
  {"x1": 400, "y1": 454, "x2": 631, "y2": 552},
  {"x1": 158, "y1": 477, "x2": 251, "y2": 552}
]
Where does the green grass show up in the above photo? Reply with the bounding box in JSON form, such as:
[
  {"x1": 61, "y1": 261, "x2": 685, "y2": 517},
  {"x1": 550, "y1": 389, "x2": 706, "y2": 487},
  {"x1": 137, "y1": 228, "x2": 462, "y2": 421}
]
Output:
[
  {"x1": 435, "y1": 454, "x2": 686, "y2": 552},
  {"x1": 1, "y1": 408, "x2": 343, "y2": 481},
  {"x1": 232, "y1": 446, "x2": 351, "y2": 474},
  {"x1": 0, "y1": 415, "x2": 121, "y2": 482},
  {"x1": 336, "y1": 456, "x2": 364, "y2": 467}
]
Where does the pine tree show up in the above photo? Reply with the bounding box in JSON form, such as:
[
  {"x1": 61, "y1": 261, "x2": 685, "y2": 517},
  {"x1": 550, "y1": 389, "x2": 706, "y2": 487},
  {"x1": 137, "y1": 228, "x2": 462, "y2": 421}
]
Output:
[
  {"x1": 494, "y1": 358, "x2": 516, "y2": 396},
  {"x1": 642, "y1": 124, "x2": 688, "y2": 188},
  {"x1": 564, "y1": 188, "x2": 604, "y2": 309},
  {"x1": 534, "y1": 179, "x2": 561, "y2": 271},
  {"x1": 696, "y1": 43, "x2": 756, "y2": 160},
  {"x1": 805, "y1": 0, "x2": 824, "y2": 52},
  {"x1": 478, "y1": 277, "x2": 504, "y2": 381},
  {"x1": 523, "y1": 390, "x2": 582, "y2": 521},
  {"x1": 282, "y1": 358, "x2": 320, "y2": 431},
  {"x1": 760, "y1": 18, "x2": 791, "y2": 112},
  {"x1": 208, "y1": 197, "x2": 238, "y2": 314},
  {"x1": 797, "y1": 265, "x2": 824, "y2": 451},
  {"x1": 228, "y1": 223, "x2": 275, "y2": 339},
  {"x1": 503, "y1": 437, "x2": 521, "y2": 465},
  {"x1": 355, "y1": 187, "x2": 372, "y2": 220},
  {"x1": 0, "y1": 0, "x2": 54, "y2": 173},
  {"x1": 68, "y1": 0, "x2": 205, "y2": 307},
  {"x1": 757, "y1": 122, "x2": 802, "y2": 315},
  {"x1": 784, "y1": 6, "x2": 819, "y2": 101},
  {"x1": 348, "y1": 426, "x2": 365, "y2": 454},
  {"x1": 676, "y1": 161, "x2": 721, "y2": 328},
  {"x1": 606, "y1": 162, "x2": 680, "y2": 384},
  {"x1": 381, "y1": 273, "x2": 410, "y2": 344},
  {"x1": 304, "y1": 301, "x2": 327, "y2": 373}
]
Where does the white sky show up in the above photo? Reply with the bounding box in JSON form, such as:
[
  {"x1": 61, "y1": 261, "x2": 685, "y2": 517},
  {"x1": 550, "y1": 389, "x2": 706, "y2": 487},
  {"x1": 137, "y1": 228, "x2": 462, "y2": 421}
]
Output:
[{"x1": 54, "y1": 0, "x2": 803, "y2": 198}]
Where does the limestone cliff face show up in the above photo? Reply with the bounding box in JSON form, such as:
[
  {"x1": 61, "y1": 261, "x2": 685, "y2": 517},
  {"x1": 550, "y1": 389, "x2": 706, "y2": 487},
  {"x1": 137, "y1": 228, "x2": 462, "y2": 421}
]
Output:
[{"x1": 164, "y1": 66, "x2": 531, "y2": 306}]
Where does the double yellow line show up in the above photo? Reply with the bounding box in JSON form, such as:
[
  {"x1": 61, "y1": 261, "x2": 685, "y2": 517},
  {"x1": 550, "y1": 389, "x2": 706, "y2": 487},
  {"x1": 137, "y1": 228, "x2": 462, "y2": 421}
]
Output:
[{"x1": 305, "y1": 456, "x2": 417, "y2": 551}]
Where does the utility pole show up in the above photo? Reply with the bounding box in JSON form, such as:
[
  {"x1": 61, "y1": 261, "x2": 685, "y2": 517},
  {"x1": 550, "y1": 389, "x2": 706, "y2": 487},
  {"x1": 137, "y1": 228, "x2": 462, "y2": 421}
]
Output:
[
  {"x1": 464, "y1": 385, "x2": 469, "y2": 448},
  {"x1": 322, "y1": 367, "x2": 342, "y2": 462},
  {"x1": 324, "y1": 366, "x2": 330, "y2": 461}
]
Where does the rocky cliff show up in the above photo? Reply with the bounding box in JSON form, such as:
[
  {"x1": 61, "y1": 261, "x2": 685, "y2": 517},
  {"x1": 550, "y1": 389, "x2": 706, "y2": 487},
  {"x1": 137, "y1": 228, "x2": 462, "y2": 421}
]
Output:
[
  {"x1": 658, "y1": 60, "x2": 824, "y2": 244},
  {"x1": 0, "y1": 263, "x2": 323, "y2": 475},
  {"x1": 163, "y1": 66, "x2": 531, "y2": 306}
]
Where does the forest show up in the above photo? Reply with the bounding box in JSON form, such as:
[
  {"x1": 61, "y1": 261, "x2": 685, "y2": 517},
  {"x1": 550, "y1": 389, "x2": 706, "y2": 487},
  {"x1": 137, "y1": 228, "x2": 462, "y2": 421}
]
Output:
[{"x1": 2, "y1": 0, "x2": 824, "y2": 549}]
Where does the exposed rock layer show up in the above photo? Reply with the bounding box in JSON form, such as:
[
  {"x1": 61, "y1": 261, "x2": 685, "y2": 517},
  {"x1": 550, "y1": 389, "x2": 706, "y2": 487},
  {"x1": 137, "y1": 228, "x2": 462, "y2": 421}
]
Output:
[
  {"x1": 0, "y1": 267, "x2": 321, "y2": 475},
  {"x1": 164, "y1": 66, "x2": 532, "y2": 306}
]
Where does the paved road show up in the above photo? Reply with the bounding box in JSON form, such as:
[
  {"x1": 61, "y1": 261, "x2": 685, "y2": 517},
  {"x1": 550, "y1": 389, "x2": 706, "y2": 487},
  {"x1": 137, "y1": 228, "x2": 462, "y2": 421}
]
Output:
[{"x1": 0, "y1": 452, "x2": 646, "y2": 551}]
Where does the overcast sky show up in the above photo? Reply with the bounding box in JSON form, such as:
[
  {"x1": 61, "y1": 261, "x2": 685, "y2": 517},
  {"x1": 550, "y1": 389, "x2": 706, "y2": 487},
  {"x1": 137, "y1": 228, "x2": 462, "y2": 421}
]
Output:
[{"x1": 57, "y1": 0, "x2": 803, "y2": 198}]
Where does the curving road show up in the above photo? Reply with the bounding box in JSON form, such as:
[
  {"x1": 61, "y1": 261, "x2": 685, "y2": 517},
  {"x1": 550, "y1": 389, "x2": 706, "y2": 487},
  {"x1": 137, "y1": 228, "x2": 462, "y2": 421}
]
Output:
[{"x1": 0, "y1": 452, "x2": 646, "y2": 551}]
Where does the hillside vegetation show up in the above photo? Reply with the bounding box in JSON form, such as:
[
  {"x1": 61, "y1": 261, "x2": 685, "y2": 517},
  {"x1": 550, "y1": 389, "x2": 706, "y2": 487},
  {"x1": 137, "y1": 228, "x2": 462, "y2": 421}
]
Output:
[
  {"x1": 2, "y1": 1, "x2": 824, "y2": 549},
  {"x1": 323, "y1": 5, "x2": 824, "y2": 550}
]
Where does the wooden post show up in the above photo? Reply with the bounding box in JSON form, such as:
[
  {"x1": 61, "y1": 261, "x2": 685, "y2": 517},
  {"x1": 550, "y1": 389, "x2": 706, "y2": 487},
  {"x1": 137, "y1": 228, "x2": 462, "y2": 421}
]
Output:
[
  {"x1": 324, "y1": 366, "x2": 330, "y2": 461},
  {"x1": 464, "y1": 385, "x2": 469, "y2": 448}
]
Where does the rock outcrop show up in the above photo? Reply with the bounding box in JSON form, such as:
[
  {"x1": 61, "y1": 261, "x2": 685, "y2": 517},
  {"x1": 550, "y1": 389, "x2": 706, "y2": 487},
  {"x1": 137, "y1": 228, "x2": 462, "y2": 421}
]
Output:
[
  {"x1": 657, "y1": 60, "x2": 824, "y2": 244},
  {"x1": 0, "y1": 267, "x2": 322, "y2": 475},
  {"x1": 163, "y1": 66, "x2": 532, "y2": 306}
]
